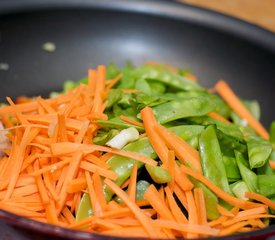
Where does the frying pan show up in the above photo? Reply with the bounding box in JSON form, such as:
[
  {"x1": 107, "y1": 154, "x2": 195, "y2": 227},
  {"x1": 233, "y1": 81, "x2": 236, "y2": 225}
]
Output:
[{"x1": 0, "y1": 0, "x2": 275, "y2": 239}]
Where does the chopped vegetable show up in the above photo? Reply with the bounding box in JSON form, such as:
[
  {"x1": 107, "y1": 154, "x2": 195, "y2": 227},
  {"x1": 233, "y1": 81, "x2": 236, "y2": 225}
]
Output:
[{"x1": 0, "y1": 63, "x2": 274, "y2": 239}]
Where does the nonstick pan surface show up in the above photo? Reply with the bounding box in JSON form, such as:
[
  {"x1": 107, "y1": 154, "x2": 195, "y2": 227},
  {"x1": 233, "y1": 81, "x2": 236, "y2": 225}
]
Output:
[{"x1": 0, "y1": 0, "x2": 275, "y2": 239}]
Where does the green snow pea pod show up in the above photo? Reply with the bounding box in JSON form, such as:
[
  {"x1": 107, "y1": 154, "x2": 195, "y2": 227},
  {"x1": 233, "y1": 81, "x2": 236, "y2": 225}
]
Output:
[
  {"x1": 245, "y1": 135, "x2": 272, "y2": 169},
  {"x1": 148, "y1": 81, "x2": 166, "y2": 95},
  {"x1": 230, "y1": 181, "x2": 250, "y2": 200},
  {"x1": 216, "y1": 129, "x2": 247, "y2": 157},
  {"x1": 96, "y1": 117, "x2": 144, "y2": 132},
  {"x1": 168, "y1": 125, "x2": 204, "y2": 149},
  {"x1": 258, "y1": 175, "x2": 275, "y2": 197},
  {"x1": 145, "y1": 164, "x2": 172, "y2": 184},
  {"x1": 269, "y1": 121, "x2": 275, "y2": 144},
  {"x1": 133, "y1": 65, "x2": 204, "y2": 91},
  {"x1": 135, "y1": 78, "x2": 152, "y2": 95},
  {"x1": 93, "y1": 129, "x2": 119, "y2": 145},
  {"x1": 199, "y1": 125, "x2": 232, "y2": 194},
  {"x1": 188, "y1": 116, "x2": 244, "y2": 140},
  {"x1": 257, "y1": 150, "x2": 275, "y2": 175},
  {"x1": 222, "y1": 156, "x2": 241, "y2": 182},
  {"x1": 76, "y1": 137, "x2": 156, "y2": 221},
  {"x1": 106, "y1": 89, "x2": 123, "y2": 109},
  {"x1": 153, "y1": 95, "x2": 215, "y2": 124},
  {"x1": 235, "y1": 150, "x2": 258, "y2": 193},
  {"x1": 136, "y1": 180, "x2": 151, "y2": 200}
]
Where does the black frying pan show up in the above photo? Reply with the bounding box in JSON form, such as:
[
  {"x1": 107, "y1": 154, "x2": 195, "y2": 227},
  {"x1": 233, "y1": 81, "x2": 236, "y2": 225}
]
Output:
[{"x1": 0, "y1": 0, "x2": 275, "y2": 239}]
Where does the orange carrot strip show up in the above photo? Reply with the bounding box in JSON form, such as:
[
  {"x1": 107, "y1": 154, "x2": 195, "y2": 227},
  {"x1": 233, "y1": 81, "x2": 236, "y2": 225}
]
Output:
[
  {"x1": 119, "y1": 115, "x2": 144, "y2": 128},
  {"x1": 152, "y1": 219, "x2": 219, "y2": 236},
  {"x1": 180, "y1": 165, "x2": 260, "y2": 210},
  {"x1": 174, "y1": 164, "x2": 194, "y2": 191},
  {"x1": 140, "y1": 107, "x2": 169, "y2": 167},
  {"x1": 208, "y1": 112, "x2": 231, "y2": 124},
  {"x1": 85, "y1": 154, "x2": 110, "y2": 169},
  {"x1": 215, "y1": 80, "x2": 269, "y2": 139},
  {"x1": 51, "y1": 142, "x2": 157, "y2": 166},
  {"x1": 269, "y1": 160, "x2": 275, "y2": 170},
  {"x1": 45, "y1": 199, "x2": 58, "y2": 224},
  {"x1": 92, "y1": 171, "x2": 107, "y2": 211},
  {"x1": 174, "y1": 184, "x2": 188, "y2": 211},
  {"x1": 57, "y1": 152, "x2": 83, "y2": 213},
  {"x1": 80, "y1": 161, "x2": 117, "y2": 180},
  {"x1": 155, "y1": 124, "x2": 202, "y2": 173},
  {"x1": 245, "y1": 192, "x2": 275, "y2": 210},
  {"x1": 194, "y1": 188, "x2": 208, "y2": 225},
  {"x1": 30, "y1": 158, "x2": 71, "y2": 176},
  {"x1": 219, "y1": 221, "x2": 249, "y2": 236},
  {"x1": 186, "y1": 190, "x2": 199, "y2": 238},
  {"x1": 75, "y1": 120, "x2": 90, "y2": 143},
  {"x1": 235, "y1": 206, "x2": 267, "y2": 219},
  {"x1": 43, "y1": 172, "x2": 59, "y2": 201},
  {"x1": 167, "y1": 150, "x2": 175, "y2": 191},
  {"x1": 128, "y1": 164, "x2": 138, "y2": 202},
  {"x1": 62, "y1": 206, "x2": 76, "y2": 224},
  {"x1": 67, "y1": 177, "x2": 87, "y2": 194},
  {"x1": 144, "y1": 184, "x2": 174, "y2": 221},
  {"x1": 106, "y1": 73, "x2": 123, "y2": 89},
  {"x1": 222, "y1": 214, "x2": 275, "y2": 227},
  {"x1": 104, "y1": 178, "x2": 158, "y2": 238},
  {"x1": 217, "y1": 205, "x2": 235, "y2": 217},
  {"x1": 0, "y1": 203, "x2": 45, "y2": 218},
  {"x1": 164, "y1": 186, "x2": 188, "y2": 224},
  {"x1": 37, "y1": 96, "x2": 56, "y2": 114}
]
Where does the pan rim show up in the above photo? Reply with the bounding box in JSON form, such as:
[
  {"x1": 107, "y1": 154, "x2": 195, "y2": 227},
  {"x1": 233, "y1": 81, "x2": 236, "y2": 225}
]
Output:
[{"x1": 0, "y1": 0, "x2": 275, "y2": 53}]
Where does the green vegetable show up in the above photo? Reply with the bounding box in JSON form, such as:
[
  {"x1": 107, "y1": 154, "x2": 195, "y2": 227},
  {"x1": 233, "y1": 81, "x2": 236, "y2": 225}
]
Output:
[
  {"x1": 145, "y1": 164, "x2": 172, "y2": 184},
  {"x1": 230, "y1": 181, "x2": 249, "y2": 200},
  {"x1": 258, "y1": 175, "x2": 275, "y2": 197},
  {"x1": 199, "y1": 125, "x2": 232, "y2": 194}
]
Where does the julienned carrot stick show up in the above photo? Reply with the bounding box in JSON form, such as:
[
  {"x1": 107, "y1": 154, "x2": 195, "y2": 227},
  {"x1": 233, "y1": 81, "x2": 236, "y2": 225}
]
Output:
[
  {"x1": 245, "y1": 192, "x2": 275, "y2": 210},
  {"x1": 140, "y1": 107, "x2": 169, "y2": 167},
  {"x1": 127, "y1": 164, "x2": 138, "y2": 202},
  {"x1": 215, "y1": 80, "x2": 269, "y2": 139},
  {"x1": 180, "y1": 165, "x2": 260, "y2": 210},
  {"x1": 144, "y1": 184, "x2": 174, "y2": 221},
  {"x1": 104, "y1": 179, "x2": 158, "y2": 238},
  {"x1": 155, "y1": 124, "x2": 202, "y2": 173},
  {"x1": 119, "y1": 115, "x2": 144, "y2": 128},
  {"x1": 208, "y1": 112, "x2": 231, "y2": 124}
]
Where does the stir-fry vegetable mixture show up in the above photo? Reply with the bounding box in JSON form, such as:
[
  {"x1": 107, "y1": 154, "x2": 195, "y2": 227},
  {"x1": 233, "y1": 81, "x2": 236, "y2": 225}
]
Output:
[{"x1": 0, "y1": 63, "x2": 275, "y2": 238}]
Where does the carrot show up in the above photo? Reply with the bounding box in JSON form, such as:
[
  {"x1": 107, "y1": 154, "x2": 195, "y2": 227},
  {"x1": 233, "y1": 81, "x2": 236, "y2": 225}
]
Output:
[
  {"x1": 140, "y1": 107, "x2": 169, "y2": 167},
  {"x1": 180, "y1": 165, "x2": 260, "y2": 210},
  {"x1": 208, "y1": 112, "x2": 231, "y2": 124},
  {"x1": 152, "y1": 220, "x2": 219, "y2": 236},
  {"x1": 186, "y1": 190, "x2": 199, "y2": 238},
  {"x1": 194, "y1": 188, "x2": 208, "y2": 225},
  {"x1": 155, "y1": 124, "x2": 202, "y2": 173},
  {"x1": 222, "y1": 214, "x2": 275, "y2": 227},
  {"x1": 144, "y1": 184, "x2": 174, "y2": 221},
  {"x1": 245, "y1": 192, "x2": 275, "y2": 210},
  {"x1": 67, "y1": 177, "x2": 87, "y2": 194},
  {"x1": 269, "y1": 160, "x2": 275, "y2": 170},
  {"x1": 219, "y1": 221, "x2": 249, "y2": 236},
  {"x1": 167, "y1": 150, "x2": 176, "y2": 191},
  {"x1": 119, "y1": 115, "x2": 144, "y2": 128},
  {"x1": 215, "y1": 80, "x2": 269, "y2": 139},
  {"x1": 106, "y1": 73, "x2": 123, "y2": 90},
  {"x1": 104, "y1": 178, "x2": 158, "y2": 238},
  {"x1": 92, "y1": 171, "x2": 107, "y2": 211},
  {"x1": 217, "y1": 204, "x2": 235, "y2": 217},
  {"x1": 127, "y1": 164, "x2": 138, "y2": 202},
  {"x1": 164, "y1": 186, "x2": 188, "y2": 224}
]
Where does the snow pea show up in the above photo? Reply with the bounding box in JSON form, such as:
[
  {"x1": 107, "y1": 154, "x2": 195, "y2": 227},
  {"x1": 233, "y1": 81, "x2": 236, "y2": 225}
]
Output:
[
  {"x1": 188, "y1": 116, "x2": 244, "y2": 140},
  {"x1": 245, "y1": 135, "x2": 272, "y2": 169},
  {"x1": 145, "y1": 164, "x2": 172, "y2": 184},
  {"x1": 96, "y1": 117, "x2": 144, "y2": 132},
  {"x1": 258, "y1": 175, "x2": 275, "y2": 197},
  {"x1": 230, "y1": 181, "x2": 249, "y2": 200},
  {"x1": 258, "y1": 150, "x2": 275, "y2": 175},
  {"x1": 269, "y1": 121, "x2": 275, "y2": 144},
  {"x1": 133, "y1": 65, "x2": 204, "y2": 91},
  {"x1": 106, "y1": 89, "x2": 122, "y2": 109},
  {"x1": 199, "y1": 125, "x2": 232, "y2": 194},
  {"x1": 153, "y1": 95, "x2": 215, "y2": 124},
  {"x1": 76, "y1": 137, "x2": 156, "y2": 221},
  {"x1": 93, "y1": 129, "x2": 119, "y2": 145},
  {"x1": 235, "y1": 150, "x2": 258, "y2": 193},
  {"x1": 136, "y1": 180, "x2": 151, "y2": 200},
  {"x1": 222, "y1": 156, "x2": 241, "y2": 182},
  {"x1": 168, "y1": 125, "x2": 204, "y2": 149}
]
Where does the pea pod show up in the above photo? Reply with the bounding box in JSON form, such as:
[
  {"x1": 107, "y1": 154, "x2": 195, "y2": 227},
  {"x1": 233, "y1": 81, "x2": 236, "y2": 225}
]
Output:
[
  {"x1": 199, "y1": 125, "x2": 232, "y2": 194},
  {"x1": 222, "y1": 156, "x2": 241, "y2": 182},
  {"x1": 96, "y1": 117, "x2": 144, "y2": 132},
  {"x1": 235, "y1": 150, "x2": 258, "y2": 193},
  {"x1": 133, "y1": 65, "x2": 203, "y2": 91},
  {"x1": 270, "y1": 121, "x2": 275, "y2": 144},
  {"x1": 258, "y1": 175, "x2": 275, "y2": 197},
  {"x1": 145, "y1": 164, "x2": 172, "y2": 184},
  {"x1": 245, "y1": 135, "x2": 272, "y2": 169},
  {"x1": 76, "y1": 137, "x2": 156, "y2": 221},
  {"x1": 153, "y1": 95, "x2": 216, "y2": 124}
]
